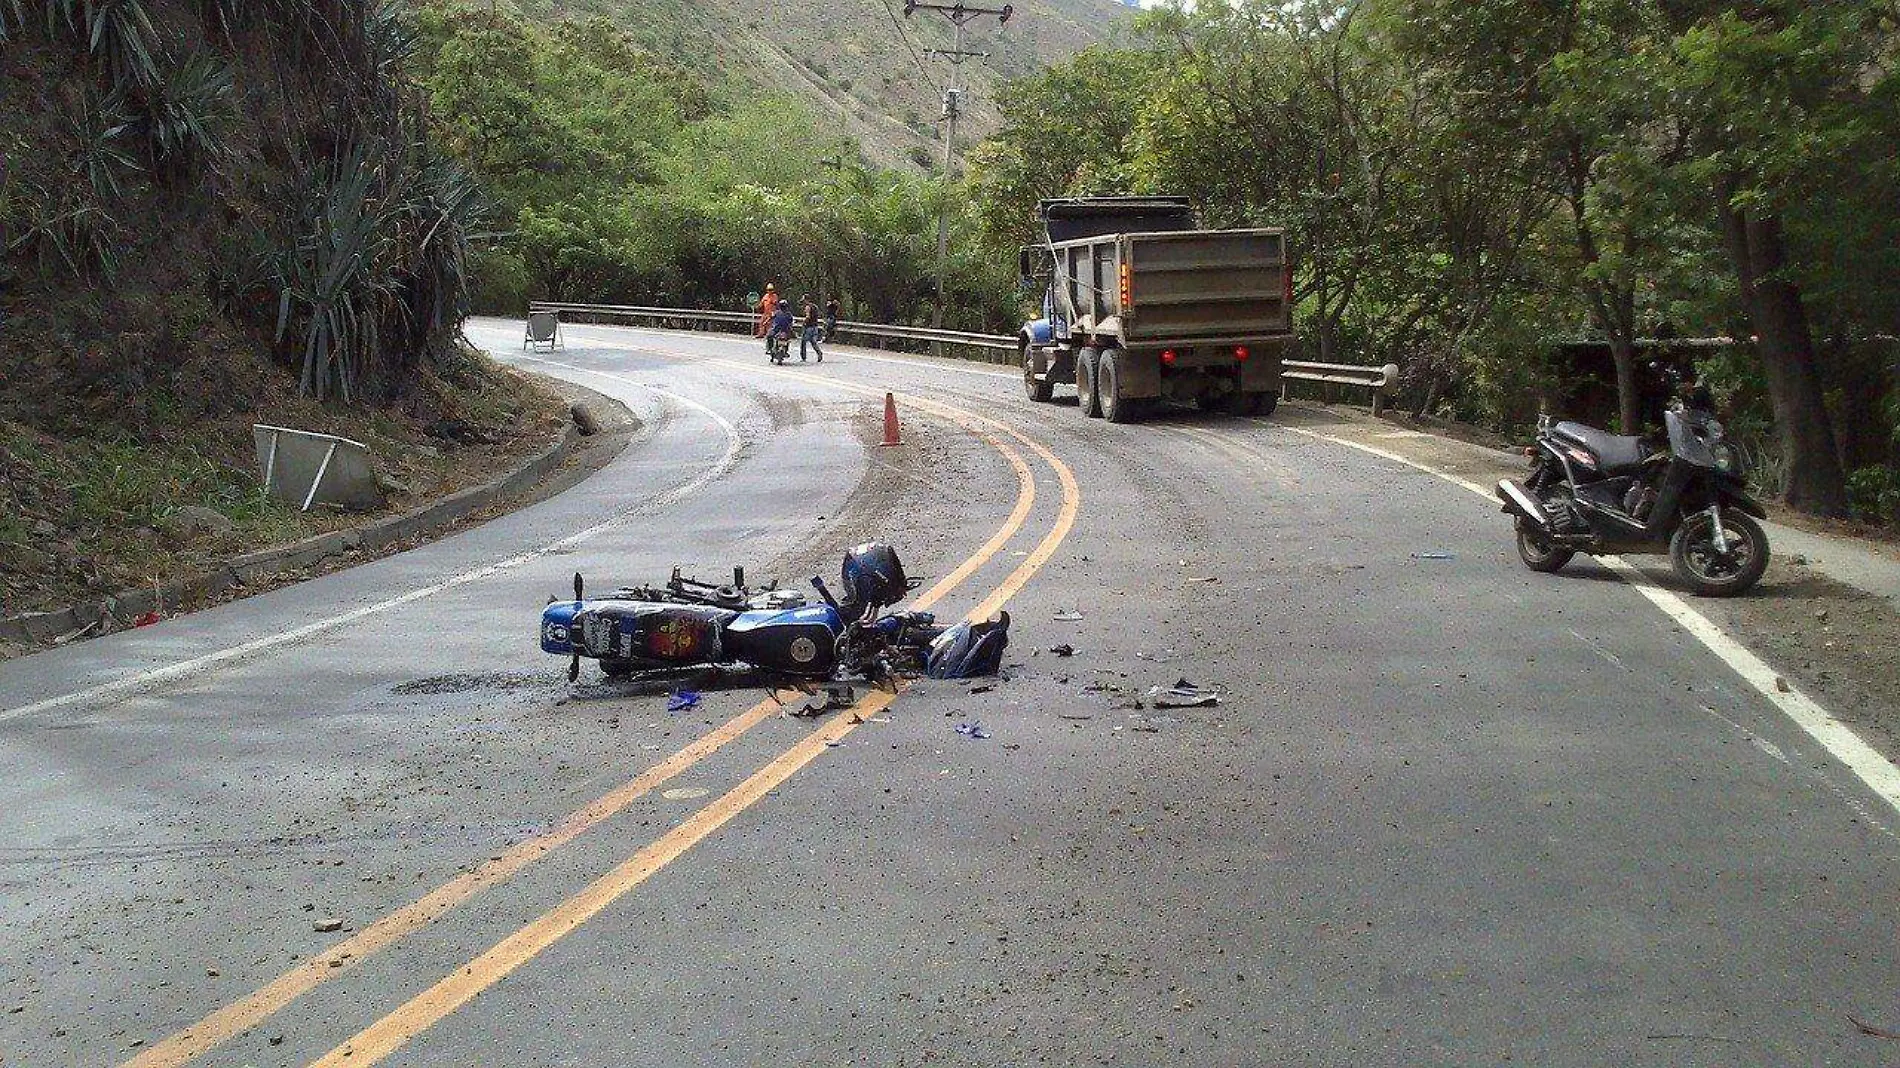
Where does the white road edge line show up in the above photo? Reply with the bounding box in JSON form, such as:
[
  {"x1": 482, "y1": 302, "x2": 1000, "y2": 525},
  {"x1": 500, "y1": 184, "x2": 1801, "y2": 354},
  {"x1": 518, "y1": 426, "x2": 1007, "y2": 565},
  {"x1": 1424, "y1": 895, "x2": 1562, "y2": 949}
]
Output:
[
  {"x1": 1272, "y1": 421, "x2": 1900, "y2": 818},
  {"x1": 0, "y1": 368, "x2": 740, "y2": 724}
]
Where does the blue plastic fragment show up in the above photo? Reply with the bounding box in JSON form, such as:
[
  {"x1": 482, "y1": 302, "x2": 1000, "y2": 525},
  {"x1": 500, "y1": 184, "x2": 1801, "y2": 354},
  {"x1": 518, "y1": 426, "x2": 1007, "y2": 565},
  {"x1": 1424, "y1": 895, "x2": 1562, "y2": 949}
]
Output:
[
  {"x1": 953, "y1": 721, "x2": 991, "y2": 740},
  {"x1": 667, "y1": 690, "x2": 701, "y2": 712}
]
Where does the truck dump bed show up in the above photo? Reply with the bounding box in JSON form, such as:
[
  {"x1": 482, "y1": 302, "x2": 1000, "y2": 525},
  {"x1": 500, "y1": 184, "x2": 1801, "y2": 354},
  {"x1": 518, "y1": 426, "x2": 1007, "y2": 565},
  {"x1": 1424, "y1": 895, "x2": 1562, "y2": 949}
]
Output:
[{"x1": 1050, "y1": 227, "x2": 1290, "y2": 347}]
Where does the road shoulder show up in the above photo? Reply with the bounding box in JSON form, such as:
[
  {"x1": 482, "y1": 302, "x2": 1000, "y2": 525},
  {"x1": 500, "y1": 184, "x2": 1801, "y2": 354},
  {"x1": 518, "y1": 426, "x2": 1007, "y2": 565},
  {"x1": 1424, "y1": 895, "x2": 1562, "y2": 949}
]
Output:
[
  {"x1": 0, "y1": 373, "x2": 641, "y2": 661},
  {"x1": 1277, "y1": 400, "x2": 1900, "y2": 774}
]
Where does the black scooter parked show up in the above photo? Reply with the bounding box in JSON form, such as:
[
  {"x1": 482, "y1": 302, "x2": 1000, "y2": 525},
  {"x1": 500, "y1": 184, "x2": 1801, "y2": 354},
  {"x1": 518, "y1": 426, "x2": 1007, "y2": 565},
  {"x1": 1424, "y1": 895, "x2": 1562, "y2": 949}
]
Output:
[{"x1": 1496, "y1": 403, "x2": 1770, "y2": 596}]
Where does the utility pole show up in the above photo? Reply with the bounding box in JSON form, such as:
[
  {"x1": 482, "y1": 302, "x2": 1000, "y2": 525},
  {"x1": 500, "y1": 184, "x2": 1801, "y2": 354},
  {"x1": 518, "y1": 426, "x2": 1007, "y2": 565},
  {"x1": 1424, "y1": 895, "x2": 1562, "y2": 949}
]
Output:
[{"x1": 903, "y1": 1, "x2": 1013, "y2": 314}]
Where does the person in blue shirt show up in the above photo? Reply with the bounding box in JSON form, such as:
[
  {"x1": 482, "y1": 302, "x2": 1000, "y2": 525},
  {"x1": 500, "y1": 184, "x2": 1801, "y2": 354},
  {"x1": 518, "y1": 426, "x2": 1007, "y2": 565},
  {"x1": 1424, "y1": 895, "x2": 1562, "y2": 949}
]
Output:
[{"x1": 766, "y1": 302, "x2": 795, "y2": 357}]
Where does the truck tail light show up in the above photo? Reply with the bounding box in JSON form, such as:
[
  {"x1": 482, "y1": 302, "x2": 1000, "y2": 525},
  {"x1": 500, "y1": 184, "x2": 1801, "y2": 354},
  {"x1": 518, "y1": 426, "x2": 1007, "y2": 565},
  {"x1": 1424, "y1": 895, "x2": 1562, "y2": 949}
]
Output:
[
  {"x1": 1161, "y1": 349, "x2": 1178, "y2": 366},
  {"x1": 1234, "y1": 346, "x2": 1249, "y2": 362},
  {"x1": 1118, "y1": 262, "x2": 1131, "y2": 309}
]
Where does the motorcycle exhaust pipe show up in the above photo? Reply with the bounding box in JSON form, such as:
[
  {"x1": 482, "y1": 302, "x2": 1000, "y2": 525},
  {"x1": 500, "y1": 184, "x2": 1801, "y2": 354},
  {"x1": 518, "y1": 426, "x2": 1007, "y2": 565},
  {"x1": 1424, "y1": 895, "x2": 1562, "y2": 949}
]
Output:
[{"x1": 1496, "y1": 479, "x2": 1552, "y2": 530}]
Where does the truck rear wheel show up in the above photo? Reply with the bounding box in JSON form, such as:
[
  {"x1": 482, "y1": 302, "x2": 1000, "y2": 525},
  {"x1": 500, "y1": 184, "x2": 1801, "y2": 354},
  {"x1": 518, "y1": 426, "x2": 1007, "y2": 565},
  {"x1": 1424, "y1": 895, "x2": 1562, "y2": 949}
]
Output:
[
  {"x1": 1022, "y1": 340, "x2": 1053, "y2": 402},
  {"x1": 1076, "y1": 347, "x2": 1102, "y2": 418},
  {"x1": 1098, "y1": 349, "x2": 1140, "y2": 423}
]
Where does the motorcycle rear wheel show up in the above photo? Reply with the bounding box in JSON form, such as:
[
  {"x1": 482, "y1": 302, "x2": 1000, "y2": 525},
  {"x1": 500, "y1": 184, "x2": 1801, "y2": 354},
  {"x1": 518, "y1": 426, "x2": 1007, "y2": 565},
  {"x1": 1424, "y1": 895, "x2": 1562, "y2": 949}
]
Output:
[
  {"x1": 1670, "y1": 510, "x2": 1769, "y2": 597},
  {"x1": 1516, "y1": 520, "x2": 1574, "y2": 573}
]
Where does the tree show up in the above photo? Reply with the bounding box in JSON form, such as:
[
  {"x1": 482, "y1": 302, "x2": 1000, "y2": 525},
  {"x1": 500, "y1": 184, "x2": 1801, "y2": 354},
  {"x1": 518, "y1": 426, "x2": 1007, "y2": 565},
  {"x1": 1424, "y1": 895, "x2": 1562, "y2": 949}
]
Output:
[{"x1": 1654, "y1": 1, "x2": 1893, "y2": 515}]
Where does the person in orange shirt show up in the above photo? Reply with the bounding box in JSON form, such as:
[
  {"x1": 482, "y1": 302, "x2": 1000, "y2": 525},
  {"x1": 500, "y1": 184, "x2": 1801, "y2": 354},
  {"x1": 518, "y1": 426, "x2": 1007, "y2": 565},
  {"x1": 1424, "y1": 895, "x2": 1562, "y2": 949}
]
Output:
[{"x1": 755, "y1": 283, "x2": 780, "y2": 350}]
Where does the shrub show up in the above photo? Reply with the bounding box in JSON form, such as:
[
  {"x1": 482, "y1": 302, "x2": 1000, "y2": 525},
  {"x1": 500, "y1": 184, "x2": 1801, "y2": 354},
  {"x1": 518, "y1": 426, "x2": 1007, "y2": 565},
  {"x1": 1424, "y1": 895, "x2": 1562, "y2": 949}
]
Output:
[{"x1": 1847, "y1": 465, "x2": 1900, "y2": 525}]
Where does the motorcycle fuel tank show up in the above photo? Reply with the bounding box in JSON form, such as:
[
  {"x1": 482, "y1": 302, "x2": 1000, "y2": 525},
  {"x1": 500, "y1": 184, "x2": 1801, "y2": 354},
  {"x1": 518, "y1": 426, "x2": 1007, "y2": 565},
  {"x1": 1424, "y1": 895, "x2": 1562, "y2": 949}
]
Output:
[{"x1": 722, "y1": 604, "x2": 844, "y2": 676}]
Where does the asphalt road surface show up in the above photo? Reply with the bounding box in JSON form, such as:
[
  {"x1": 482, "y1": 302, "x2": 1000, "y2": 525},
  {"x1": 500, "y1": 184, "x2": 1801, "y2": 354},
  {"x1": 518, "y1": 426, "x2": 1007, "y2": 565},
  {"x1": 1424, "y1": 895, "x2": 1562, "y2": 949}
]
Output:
[{"x1": 3, "y1": 320, "x2": 1897, "y2": 1067}]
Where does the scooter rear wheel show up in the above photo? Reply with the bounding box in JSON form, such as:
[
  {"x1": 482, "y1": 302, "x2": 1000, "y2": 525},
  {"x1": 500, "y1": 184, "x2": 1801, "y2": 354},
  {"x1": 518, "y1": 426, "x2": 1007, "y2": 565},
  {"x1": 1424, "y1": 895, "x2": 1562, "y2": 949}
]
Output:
[{"x1": 1516, "y1": 520, "x2": 1574, "y2": 573}]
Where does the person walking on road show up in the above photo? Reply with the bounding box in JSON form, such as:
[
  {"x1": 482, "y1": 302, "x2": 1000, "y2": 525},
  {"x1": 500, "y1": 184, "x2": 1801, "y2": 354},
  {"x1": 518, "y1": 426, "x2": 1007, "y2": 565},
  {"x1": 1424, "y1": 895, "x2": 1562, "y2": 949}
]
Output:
[
  {"x1": 799, "y1": 294, "x2": 824, "y2": 363},
  {"x1": 823, "y1": 296, "x2": 840, "y2": 342},
  {"x1": 755, "y1": 283, "x2": 780, "y2": 352}
]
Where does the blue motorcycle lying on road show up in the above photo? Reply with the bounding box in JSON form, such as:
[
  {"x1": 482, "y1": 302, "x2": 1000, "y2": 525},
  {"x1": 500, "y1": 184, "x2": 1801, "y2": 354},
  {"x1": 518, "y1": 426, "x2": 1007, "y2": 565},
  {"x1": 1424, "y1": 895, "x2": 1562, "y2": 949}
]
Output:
[{"x1": 539, "y1": 543, "x2": 1008, "y2": 684}]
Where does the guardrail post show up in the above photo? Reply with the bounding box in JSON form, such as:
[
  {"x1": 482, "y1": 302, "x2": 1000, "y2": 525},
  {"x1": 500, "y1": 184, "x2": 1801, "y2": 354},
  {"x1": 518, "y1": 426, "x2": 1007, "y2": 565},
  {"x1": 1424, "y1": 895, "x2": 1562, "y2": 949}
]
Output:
[{"x1": 1371, "y1": 388, "x2": 1386, "y2": 418}]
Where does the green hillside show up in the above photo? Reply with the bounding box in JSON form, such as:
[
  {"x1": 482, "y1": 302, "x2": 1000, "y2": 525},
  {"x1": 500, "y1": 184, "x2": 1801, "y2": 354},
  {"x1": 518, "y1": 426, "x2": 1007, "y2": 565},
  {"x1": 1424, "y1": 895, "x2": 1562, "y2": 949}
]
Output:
[{"x1": 516, "y1": 0, "x2": 1133, "y2": 168}]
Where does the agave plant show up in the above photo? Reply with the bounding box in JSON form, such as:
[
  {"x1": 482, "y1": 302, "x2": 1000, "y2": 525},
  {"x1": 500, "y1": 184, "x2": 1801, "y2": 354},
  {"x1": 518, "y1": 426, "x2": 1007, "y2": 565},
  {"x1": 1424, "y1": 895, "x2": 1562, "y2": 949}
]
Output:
[
  {"x1": 8, "y1": 186, "x2": 123, "y2": 280},
  {"x1": 71, "y1": 91, "x2": 142, "y2": 199},
  {"x1": 142, "y1": 54, "x2": 235, "y2": 177},
  {"x1": 46, "y1": 0, "x2": 163, "y2": 91},
  {"x1": 266, "y1": 145, "x2": 402, "y2": 402},
  {"x1": 389, "y1": 139, "x2": 486, "y2": 357}
]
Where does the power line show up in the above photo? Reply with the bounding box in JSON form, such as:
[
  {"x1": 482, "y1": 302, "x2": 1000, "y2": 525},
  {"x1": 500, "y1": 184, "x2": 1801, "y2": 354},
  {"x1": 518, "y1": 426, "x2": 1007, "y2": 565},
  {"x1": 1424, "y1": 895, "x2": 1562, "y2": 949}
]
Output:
[
  {"x1": 876, "y1": 0, "x2": 944, "y2": 94},
  {"x1": 901, "y1": 1, "x2": 1014, "y2": 310}
]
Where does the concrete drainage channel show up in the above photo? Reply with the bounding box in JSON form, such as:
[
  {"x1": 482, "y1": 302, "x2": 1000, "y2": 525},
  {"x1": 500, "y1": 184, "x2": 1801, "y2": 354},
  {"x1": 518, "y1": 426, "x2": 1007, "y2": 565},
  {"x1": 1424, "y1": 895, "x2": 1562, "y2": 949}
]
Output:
[{"x1": 1, "y1": 394, "x2": 626, "y2": 651}]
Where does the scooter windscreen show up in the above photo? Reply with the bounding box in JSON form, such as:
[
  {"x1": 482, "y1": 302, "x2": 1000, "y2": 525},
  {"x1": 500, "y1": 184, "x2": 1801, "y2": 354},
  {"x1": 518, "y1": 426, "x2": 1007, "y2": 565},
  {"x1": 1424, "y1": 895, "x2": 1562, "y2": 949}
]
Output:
[{"x1": 1665, "y1": 408, "x2": 1723, "y2": 469}]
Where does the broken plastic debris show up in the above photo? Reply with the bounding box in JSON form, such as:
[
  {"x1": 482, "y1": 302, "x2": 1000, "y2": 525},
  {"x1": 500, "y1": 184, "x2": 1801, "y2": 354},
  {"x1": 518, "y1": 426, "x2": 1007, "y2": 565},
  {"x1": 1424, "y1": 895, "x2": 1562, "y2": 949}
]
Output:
[
  {"x1": 791, "y1": 686, "x2": 856, "y2": 717},
  {"x1": 1149, "y1": 678, "x2": 1220, "y2": 708},
  {"x1": 1049, "y1": 644, "x2": 1076, "y2": 657},
  {"x1": 1053, "y1": 609, "x2": 1083, "y2": 622},
  {"x1": 666, "y1": 690, "x2": 701, "y2": 712},
  {"x1": 1410, "y1": 550, "x2": 1455, "y2": 560},
  {"x1": 954, "y1": 721, "x2": 991, "y2": 740}
]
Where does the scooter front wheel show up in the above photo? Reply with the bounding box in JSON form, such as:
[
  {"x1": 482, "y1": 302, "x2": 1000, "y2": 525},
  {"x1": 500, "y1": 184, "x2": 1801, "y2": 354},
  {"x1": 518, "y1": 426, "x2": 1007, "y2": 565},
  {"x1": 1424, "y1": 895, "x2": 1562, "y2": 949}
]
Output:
[{"x1": 1670, "y1": 509, "x2": 1769, "y2": 597}]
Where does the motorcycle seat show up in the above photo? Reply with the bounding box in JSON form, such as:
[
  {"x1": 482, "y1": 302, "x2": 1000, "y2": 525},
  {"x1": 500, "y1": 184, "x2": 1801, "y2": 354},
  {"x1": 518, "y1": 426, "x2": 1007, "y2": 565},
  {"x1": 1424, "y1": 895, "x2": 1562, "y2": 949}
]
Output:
[{"x1": 1553, "y1": 421, "x2": 1648, "y2": 474}]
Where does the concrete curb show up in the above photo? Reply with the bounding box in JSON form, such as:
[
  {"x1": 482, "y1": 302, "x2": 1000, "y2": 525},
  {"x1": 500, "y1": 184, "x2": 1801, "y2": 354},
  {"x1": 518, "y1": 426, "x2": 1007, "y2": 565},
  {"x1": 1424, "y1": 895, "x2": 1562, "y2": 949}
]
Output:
[{"x1": 1, "y1": 423, "x2": 583, "y2": 648}]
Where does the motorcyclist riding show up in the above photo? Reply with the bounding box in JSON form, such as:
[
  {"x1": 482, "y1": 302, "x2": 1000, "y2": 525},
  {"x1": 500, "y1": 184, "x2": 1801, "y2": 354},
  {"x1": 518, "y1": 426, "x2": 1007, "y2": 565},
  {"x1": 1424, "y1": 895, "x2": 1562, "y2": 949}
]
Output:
[{"x1": 766, "y1": 301, "x2": 796, "y2": 363}]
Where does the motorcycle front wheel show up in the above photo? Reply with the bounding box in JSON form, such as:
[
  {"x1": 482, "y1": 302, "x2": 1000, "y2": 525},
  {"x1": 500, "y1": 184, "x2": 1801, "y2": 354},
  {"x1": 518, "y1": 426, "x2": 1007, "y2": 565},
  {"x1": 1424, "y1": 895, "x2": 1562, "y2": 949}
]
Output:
[
  {"x1": 1515, "y1": 520, "x2": 1574, "y2": 573},
  {"x1": 1670, "y1": 509, "x2": 1769, "y2": 597}
]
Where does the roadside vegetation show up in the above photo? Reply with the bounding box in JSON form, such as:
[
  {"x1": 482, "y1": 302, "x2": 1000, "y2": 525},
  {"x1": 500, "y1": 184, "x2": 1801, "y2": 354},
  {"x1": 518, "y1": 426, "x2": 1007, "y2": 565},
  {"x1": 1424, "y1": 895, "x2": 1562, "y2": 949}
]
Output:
[
  {"x1": 411, "y1": 3, "x2": 1018, "y2": 331},
  {"x1": 967, "y1": 0, "x2": 1900, "y2": 523},
  {"x1": 0, "y1": 0, "x2": 562, "y2": 620}
]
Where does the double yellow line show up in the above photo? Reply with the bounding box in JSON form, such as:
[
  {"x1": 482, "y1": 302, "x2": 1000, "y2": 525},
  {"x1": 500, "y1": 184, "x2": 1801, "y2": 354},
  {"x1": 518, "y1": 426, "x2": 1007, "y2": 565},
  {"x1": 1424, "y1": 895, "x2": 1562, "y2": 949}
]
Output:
[{"x1": 125, "y1": 359, "x2": 1079, "y2": 1068}]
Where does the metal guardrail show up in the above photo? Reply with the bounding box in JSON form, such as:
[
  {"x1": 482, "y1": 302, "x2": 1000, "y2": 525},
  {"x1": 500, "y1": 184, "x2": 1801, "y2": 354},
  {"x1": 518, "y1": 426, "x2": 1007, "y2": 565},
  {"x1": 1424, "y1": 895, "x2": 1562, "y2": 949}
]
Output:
[
  {"x1": 1281, "y1": 359, "x2": 1402, "y2": 415},
  {"x1": 526, "y1": 301, "x2": 1400, "y2": 408},
  {"x1": 527, "y1": 301, "x2": 1017, "y2": 355}
]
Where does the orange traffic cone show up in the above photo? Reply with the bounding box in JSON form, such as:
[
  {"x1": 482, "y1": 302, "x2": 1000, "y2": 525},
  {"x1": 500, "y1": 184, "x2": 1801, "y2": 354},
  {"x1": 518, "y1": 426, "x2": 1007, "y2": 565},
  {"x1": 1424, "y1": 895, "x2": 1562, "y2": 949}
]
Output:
[{"x1": 880, "y1": 392, "x2": 902, "y2": 447}]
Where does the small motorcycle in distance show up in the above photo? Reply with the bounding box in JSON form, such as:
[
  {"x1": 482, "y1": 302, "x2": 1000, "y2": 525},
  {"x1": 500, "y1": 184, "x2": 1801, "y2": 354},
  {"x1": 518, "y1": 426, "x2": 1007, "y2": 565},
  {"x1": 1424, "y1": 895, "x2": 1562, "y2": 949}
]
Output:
[
  {"x1": 539, "y1": 543, "x2": 1008, "y2": 684},
  {"x1": 1496, "y1": 403, "x2": 1770, "y2": 596},
  {"x1": 768, "y1": 330, "x2": 792, "y2": 365}
]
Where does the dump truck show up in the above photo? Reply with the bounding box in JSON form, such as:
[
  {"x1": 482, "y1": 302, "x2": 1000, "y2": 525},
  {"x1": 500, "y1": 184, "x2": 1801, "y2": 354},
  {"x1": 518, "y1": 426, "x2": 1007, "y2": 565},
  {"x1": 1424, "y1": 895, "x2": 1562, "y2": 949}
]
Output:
[{"x1": 1017, "y1": 196, "x2": 1293, "y2": 422}]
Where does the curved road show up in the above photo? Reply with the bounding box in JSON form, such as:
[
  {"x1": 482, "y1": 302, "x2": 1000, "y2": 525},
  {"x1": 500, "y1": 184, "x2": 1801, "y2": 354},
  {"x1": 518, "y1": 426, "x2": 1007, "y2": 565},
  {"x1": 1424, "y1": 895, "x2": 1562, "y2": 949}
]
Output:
[{"x1": 2, "y1": 320, "x2": 1896, "y2": 1067}]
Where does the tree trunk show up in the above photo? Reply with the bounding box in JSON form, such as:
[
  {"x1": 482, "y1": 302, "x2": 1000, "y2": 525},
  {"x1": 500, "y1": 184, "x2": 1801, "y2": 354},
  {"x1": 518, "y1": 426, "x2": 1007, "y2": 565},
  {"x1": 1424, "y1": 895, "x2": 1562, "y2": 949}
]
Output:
[
  {"x1": 1713, "y1": 177, "x2": 1848, "y2": 516},
  {"x1": 1608, "y1": 333, "x2": 1640, "y2": 434}
]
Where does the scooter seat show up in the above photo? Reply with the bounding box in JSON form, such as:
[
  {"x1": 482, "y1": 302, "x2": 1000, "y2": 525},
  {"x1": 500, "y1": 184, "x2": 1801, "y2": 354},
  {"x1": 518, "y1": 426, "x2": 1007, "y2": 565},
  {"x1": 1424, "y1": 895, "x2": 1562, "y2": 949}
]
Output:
[{"x1": 1553, "y1": 421, "x2": 1648, "y2": 475}]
